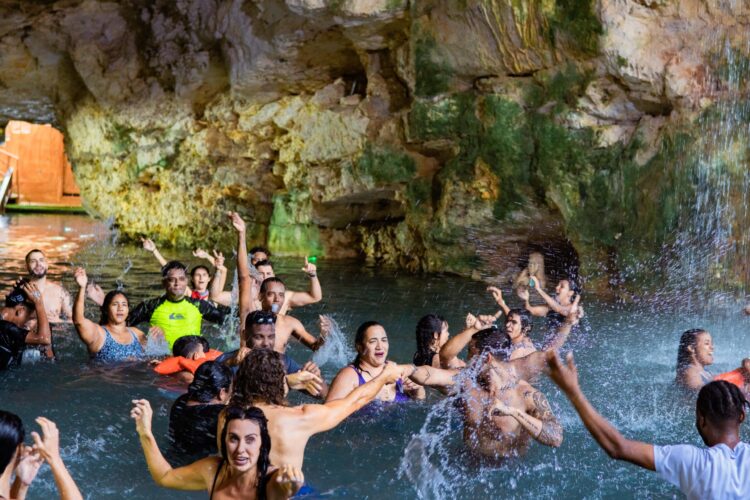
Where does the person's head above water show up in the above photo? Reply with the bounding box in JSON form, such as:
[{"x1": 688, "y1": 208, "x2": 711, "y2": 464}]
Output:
[
  {"x1": 99, "y1": 290, "x2": 130, "y2": 326},
  {"x1": 676, "y1": 328, "x2": 714, "y2": 372},
  {"x1": 219, "y1": 405, "x2": 271, "y2": 483},
  {"x1": 25, "y1": 249, "x2": 48, "y2": 279},
  {"x1": 470, "y1": 325, "x2": 510, "y2": 361},
  {"x1": 504, "y1": 308, "x2": 532, "y2": 342},
  {"x1": 249, "y1": 246, "x2": 271, "y2": 266},
  {"x1": 353, "y1": 321, "x2": 388, "y2": 369},
  {"x1": 555, "y1": 277, "x2": 580, "y2": 305},
  {"x1": 232, "y1": 349, "x2": 287, "y2": 406},
  {"x1": 0, "y1": 410, "x2": 24, "y2": 476},
  {"x1": 259, "y1": 277, "x2": 285, "y2": 314},
  {"x1": 243, "y1": 310, "x2": 276, "y2": 350},
  {"x1": 695, "y1": 380, "x2": 748, "y2": 446},
  {"x1": 414, "y1": 314, "x2": 447, "y2": 366},
  {"x1": 254, "y1": 260, "x2": 275, "y2": 283},
  {"x1": 173, "y1": 335, "x2": 209, "y2": 360},
  {"x1": 3, "y1": 286, "x2": 36, "y2": 327},
  {"x1": 161, "y1": 261, "x2": 188, "y2": 300},
  {"x1": 190, "y1": 265, "x2": 211, "y2": 292},
  {"x1": 187, "y1": 361, "x2": 232, "y2": 404}
]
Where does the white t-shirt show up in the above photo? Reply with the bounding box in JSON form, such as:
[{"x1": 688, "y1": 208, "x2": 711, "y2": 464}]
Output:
[{"x1": 654, "y1": 442, "x2": 750, "y2": 499}]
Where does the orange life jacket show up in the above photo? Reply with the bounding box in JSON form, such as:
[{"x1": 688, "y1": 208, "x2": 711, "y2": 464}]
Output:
[
  {"x1": 714, "y1": 369, "x2": 745, "y2": 389},
  {"x1": 153, "y1": 349, "x2": 223, "y2": 375}
]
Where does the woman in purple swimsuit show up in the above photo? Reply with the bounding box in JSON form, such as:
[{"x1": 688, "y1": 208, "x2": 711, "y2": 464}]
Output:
[{"x1": 72, "y1": 267, "x2": 146, "y2": 362}]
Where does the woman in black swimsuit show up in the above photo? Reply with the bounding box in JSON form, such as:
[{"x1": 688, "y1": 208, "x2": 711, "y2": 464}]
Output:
[{"x1": 132, "y1": 400, "x2": 303, "y2": 499}]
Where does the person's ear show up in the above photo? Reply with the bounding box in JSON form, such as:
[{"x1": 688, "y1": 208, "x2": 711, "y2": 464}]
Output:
[{"x1": 739, "y1": 411, "x2": 746, "y2": 424}]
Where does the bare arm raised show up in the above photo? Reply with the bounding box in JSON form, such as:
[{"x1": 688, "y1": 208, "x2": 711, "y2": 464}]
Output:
[{"x1": 71, "y1": 268, "x2": 104, "y2": 353}]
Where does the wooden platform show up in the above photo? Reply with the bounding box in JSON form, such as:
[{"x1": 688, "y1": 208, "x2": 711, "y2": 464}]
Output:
[{"x1": 0, "y1": 120, "x2": 82, "y2": 211}]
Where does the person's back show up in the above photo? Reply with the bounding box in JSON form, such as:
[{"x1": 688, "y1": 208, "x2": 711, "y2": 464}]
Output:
[{"x1": 168, "y1": 393, "x2": 224, "y2": 456}]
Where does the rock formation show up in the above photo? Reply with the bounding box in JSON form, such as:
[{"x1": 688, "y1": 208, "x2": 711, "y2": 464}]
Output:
[{"x1": 2, "y1": 0, "x2": 749, "y2": 289}]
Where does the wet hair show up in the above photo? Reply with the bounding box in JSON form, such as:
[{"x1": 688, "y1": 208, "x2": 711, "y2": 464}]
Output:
[
  {"x1": 0, "y1": 410, "x2": 24, "y2": 474},
  {"x1": 99, "y1": 290, "x2": 129, "y2": 325},
  {"x1": 249, "y1": 246, "x2": 271, "y2": 258},
  {"x1": 506, "y1": 308, "x2": 533, "y2": 334},
  {"x1": 231, "y1": 349, "x2": 286, "y2": 406},
  {"x1": 259, "y1": 277, "x2": 284, "y2": 295},
  {"x1": 473, "y1": 326, "x2": 510, "y2": 359},
  {"x1": 161, "y1": 260, "x2": 188, "y2": 278},
  {"x1": 676, "y1": 328, "x2": 708, "y2": 374},
  {"x1": 244, "y1": 310, "x2": 276, "y2": 337},
  {"x1": 172, "y1": 335, "x2": 209, "y2": 357},
  {"x1": 254, "y1": 259, "x2": 273, "y2": 269},
  {"x1": 352, "y1": 321, "x2": 384, "y2": 369},
  {"x1": 190, "y1": 265, "x2": 211, "y2": 279},
  {"x1": 697, "y1": 380, "x2": 749, "y2": 426},
  {"x1": 24, "y1": 249, "x2": 44, "y2": 264},
  {"x1": 4, "y1": 286, "x2": 34, "y2": 311},
  {"x1": 413, "y1": 314, "x2": 444, "y2": 367},
  {"x1": 560, "y1": 277, "x2": 581, "y2": 299},
  {"x1": 219, "y1": 405, "x2": 271, "y2": 500},
  {"x1": 187, "y1": 361, "x2": 232, "y2": 403}
]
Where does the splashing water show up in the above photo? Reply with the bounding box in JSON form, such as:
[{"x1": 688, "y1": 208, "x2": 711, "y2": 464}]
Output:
[
  {"x1": 313, "y1": 315, "x2": 355, "y2": 367},
  {"x1": 144, "y1": 333, "x2": 170, "y2": 357}
]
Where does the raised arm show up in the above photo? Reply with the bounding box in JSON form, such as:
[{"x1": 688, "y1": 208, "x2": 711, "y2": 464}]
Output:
[
  {"x1": 408, "y1": 364, "x2": 459, "y2": 388},
  {"x1": 288, "y1": 316, "x2": 326, "y2": 351},
  {"x1": 71, "y1": 268, "x2": 103, "y2": 351},
  {"x1": 130, "y1": 399, "x2": 210, "y2": 490},
  {"x1": 487, "y1": 287, "x2": 510, "y2": 317},
  {"x1": 287, "y1": 258, "x2": 322, "y2": 309},
  {"x1": 142, "y1": 238, "x2": 168, "y2": 267},
  {"x1": 439, "y1": 314, "x2": 495, "y2": 367},
  {"x1": 547, "y1": 351, "x2": 655, "y2": 469},
  {"x1": 192, "y1": 248, "x2": 216, "y2": 267},
  {"x1": 21, "y1": 282, "x2": 50, "y2": 347},
  {"x1": 518, "y1": 288, "x2": 549, "y2": 317},
  {"x1": 229, "y1": 212, "x2": 254, "y2": 329},
  {"x1": 31, "y1": 418, "x2": 83, "y2": 500},
  {"x1": 208, "y1": 251, "x2": 230, "y2": 306},
  {"x1": 531, "y1": 279, "x2": 568, "y2": 315},
  {"x1": 302, "y1": 362, "x2": 403, "y2": 434}
]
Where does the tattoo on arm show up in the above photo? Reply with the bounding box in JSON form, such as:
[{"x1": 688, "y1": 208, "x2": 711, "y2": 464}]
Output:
[{"x1": 528, "y1": 389, "x2": 563, "y2": 447}]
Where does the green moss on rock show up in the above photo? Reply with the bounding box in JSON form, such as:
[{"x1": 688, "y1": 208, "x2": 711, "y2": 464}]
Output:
[{"x1": 356, "y1": 145, "x2": 416, "y2": 183}]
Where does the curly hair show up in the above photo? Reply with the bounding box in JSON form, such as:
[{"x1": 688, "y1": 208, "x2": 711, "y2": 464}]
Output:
[{"x1": 231, "y1": 349, "x2": 286, "y2": 406}]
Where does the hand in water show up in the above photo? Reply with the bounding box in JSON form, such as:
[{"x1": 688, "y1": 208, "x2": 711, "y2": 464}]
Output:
[
  {"x1": 141, "y1": 237, "x2": 156, "y2": 252},
  {"x1": 302, "y1": 257, "x2": 317, "y2": 277},
  {"x1": 487, "y1": 286, "x2": 504, "y2": 305},
  {"x1": 286, "y1": 371, "x2": 323, "y2": 396},
  {"x1": 74, "y1": 267, "x2": 88, "y2": 288},
  {"x1": 130, "y1": 399, "x2": 154, "y2": 437},
  {"x1": 148, "y1": 326, "x2": 165, "y2": 341},
  {"x1": 212, "y1": 250, "x2": 225, "y2": 269},
  {"x1": 274, "y1": 465, "x2": 305, "y2": 498},
  {"x1": 30, "y1": 417, "x2": 63, "y2": 463},
  {"x1": 21, "y1": 281, "x2": 44, "y2": 305},
  {"x1": 546, "y1": 351, "x2": 580, "y2": 394},
  {"x1": 15, "y1": 445, "x2": 42, "y2": 486},
  {"x1": 227, "y1": 211, "x2": 246, "y2": 233},
  {"x1": 192, "y1": 248, "x2": 210, "y2": 260}
]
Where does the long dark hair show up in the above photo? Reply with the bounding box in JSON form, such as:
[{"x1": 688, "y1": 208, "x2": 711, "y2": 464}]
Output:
[
  {"x1": 219, "y1": 405, "x2": 271, "y2": 500},
  {"x1": 0, "y1": 410, "x2": 24, "y2": 474},
  {"x1": 413, "y1": 314, "x2": 444, "y2": 366},
  {"x1": 187, "y1": 361, "x2": 232, "y2": 403},
  {"x1": 676, "y1": 328, "x2": 707, "y2": 374},
  {"x1": 352, "y1": 321, "x2": 383, "y2": 369},
  {"x1": 99, "y1": 290, "x2": 130, "y2": 325},
  {"x1": 231, "y1": 349, "x2": 286, "y2": 406}
]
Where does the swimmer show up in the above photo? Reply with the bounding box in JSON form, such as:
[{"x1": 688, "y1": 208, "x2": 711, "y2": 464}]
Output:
[
  {"x1": 132, "y1": 400, "x2": 303, "y2": 499},
  {"x1": 249, "y1": 246, "x2": 270, "y2": 266},
  {"x1": 513, "y1": 251, "x2": 547, "y2": 296},
  {"x1": 0, "y1": 282, "x2": 52, "y2": 369},
  {"x1": 169, "y1": 361, "x2": 232, "y2": 456},
  {"x1": 72, "y1": 267, "x2": 146, "y2": 362},
  {"x1": 22, "y1": 249, "x2": 72, "y2": 323},
  {"x1": 0, "y1": 411, "x2": 83, "y2": 500},
  {"x1": 503, "y1": 309, "x2": 537, "y2": 360},
  {"x1": 519, "y1": 276, "x2": 583, "y2": 331},
  {"x1": 675, "y1": 328, "x2": 714, "y2": 391},
  {"x1": 229, "y1": 210, "x2": 326, "y2": 353},
  {"x1": 413, "y1": 314, "x2": 465, "y2": 369},
  {"x1": 154, "y1": 335, "x2": 223, "y2": 384},
  {"x1": 327, "y1": 321, "x2": 459, "y2": 403},
  {"x1": 224, "y1": 348, "x2": 409, "y2": 469},
  {"x1": 548, "y1": 352, "x2": 750, "y2": 498}
]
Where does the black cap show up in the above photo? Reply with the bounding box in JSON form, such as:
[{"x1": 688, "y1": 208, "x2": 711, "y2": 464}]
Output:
[{"x1": 5, "y1": 287, "x2": 33, "y2": 308}]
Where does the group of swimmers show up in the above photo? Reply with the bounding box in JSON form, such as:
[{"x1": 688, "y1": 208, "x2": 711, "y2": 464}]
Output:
[{"x1": 2, "y1": 213, "x2": 750, "y2": 499}]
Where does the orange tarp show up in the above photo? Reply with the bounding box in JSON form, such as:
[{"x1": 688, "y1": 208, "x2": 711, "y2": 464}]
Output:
[{"x1": 0, "y1": 121, "x2": 81, "y2": 207}]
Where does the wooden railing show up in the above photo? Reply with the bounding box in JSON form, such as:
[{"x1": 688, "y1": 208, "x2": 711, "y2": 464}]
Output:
[{"x1": 0, "y1": 149, "x2": 19, "y2": 207}]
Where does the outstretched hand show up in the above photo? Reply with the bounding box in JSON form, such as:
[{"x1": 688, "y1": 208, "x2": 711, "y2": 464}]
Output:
[
  {"x1": 274, "y1": 465, "x2": 305, "y2": 498},
  {"x1": 141, "y1": 238, "x2": 156, "y2": 252},
  {"x1": 74, "y1": 267, "x2": 88, "y2": 288},
  {"x1": 227, "y1": 211, "x2": 246, "y2": 233},
  {"x1": 286, "y1": 371, "x2": 323, "y2": 396},
  {"x1": 130, "y1": 399, "x2": 154, "y2": 437},
  {"x1": 15, "y1": 445, "x2": 43, "y2": 486},
  {"x1": 192, "y1": 248, "x2": 210, "y2": 260},
  {"x1": 546, "y1": 351, "x2": 580, "y2": 395},
  {"x1": 302, "y1": 257, "x2": 317, "y2": 276},
  {"x1": 30, "y1": 417, "x2": 62, "y2": 463},
  {"x1": 487, "y1": 286, "x2": 505, "y2": 306}
]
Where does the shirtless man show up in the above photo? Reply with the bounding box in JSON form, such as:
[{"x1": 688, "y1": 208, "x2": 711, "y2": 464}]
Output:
[
  {"x1": 227, "y1": 212, "x2": 326, "y2": 353},
  {"x1": 24, "y1": 249, "x2": 71, "y2": 323}
]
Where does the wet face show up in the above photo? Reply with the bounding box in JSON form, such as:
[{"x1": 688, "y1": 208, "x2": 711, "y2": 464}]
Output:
[
  {"x1": 692, "y1": 332, "x2": 714, "y2": 366},
  {"x1": 225, "y1": 419, "x2": 261, "y2": 473},
  {"x1": 555, "y1": 280, "x2": 574, "y2": 304},
  {"x1": 191, "y1": 268, "x2": 211, "y2": 292},
  {"x1": 505, "y1": 313, "x2": 524, "y2": 341},
  {"x1": 248, "y1": 324, "x2": 276, "y2": 350},
  {"x1": 107, "y1": 294, "x2": 129, "y2": 325},
  {"x1": 358, "y1": 325, "x2": 389, "y2": 367},
  {"x1": 257, "y1": 264, "x2": 275, "y2": 282},
  {"x1": 251, "y1": 252, "x2": 269, "y2": 266},
  {"x1": 26, "y1": 251, "x2": 48, "y2": 279},
  {"x1": 261, "y1": 282, "x2": 286, "y2": 313},
  {"x1": 432, "y1": 321, "x2": 450, "y2": 351},
  {"x1": 7, "y1": 305, "x2": 33, "y2": 327},
  {"x1": 163, "y1": 268, "x2": 188, "y2": 299}
]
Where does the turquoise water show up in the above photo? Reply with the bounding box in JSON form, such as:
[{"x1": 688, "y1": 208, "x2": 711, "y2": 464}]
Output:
[{"x1": 2, "y1": 214, "x2": 749, "y2": 499}]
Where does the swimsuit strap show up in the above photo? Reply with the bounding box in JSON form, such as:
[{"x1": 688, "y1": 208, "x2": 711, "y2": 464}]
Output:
[
  {"x1": 349, "y1": 364, "x2": 366, "y2": 386},
  {"x1": 209, "y1": 459, "x2": 225, "y2": 500},
  {"x1": 126, "y1": 327, "x2": 139, "y2": 343}
]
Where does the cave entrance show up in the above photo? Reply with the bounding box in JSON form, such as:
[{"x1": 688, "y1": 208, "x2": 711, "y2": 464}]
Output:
[
  {"x1": 516, "y1": 237, "x2": 580, "y2": 288},
  {"x1": 0, "y1": 120, "x2": 81, "y2": 212}
]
